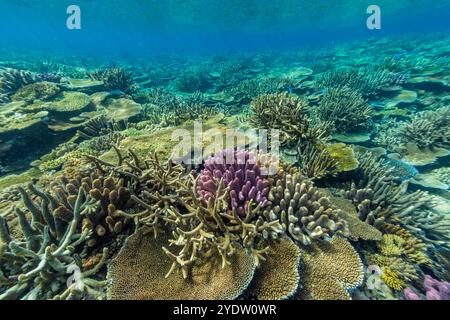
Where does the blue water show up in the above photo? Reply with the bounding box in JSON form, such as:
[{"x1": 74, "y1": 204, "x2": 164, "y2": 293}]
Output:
[{"x1": 1, "y1": 0, "x2": 450, "y2": 57}]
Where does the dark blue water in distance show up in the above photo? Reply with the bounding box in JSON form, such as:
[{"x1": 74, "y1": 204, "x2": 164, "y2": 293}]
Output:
[{"x1": 1, "y1": 0, "x2": 450, "y2": 57}]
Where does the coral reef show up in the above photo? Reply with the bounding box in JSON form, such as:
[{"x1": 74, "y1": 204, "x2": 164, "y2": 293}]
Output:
[{"x1": 314, "y1": 86, "x2": 373, "y2": 134}]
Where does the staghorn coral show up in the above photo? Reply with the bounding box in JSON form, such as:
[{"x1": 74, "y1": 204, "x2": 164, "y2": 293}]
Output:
[
  {"x1": 0, "y1": 68, "x2": 40, "y2": 94},
  {"x1": 249, "y1": 92, "x2": 328, "y2": 147},
  {"x1": 246, "y1": 236, "x2": 301, "y2": 300},
  {"x1": 89, "y1": 67, "x2": 138, "y2": 94},
  {"x1": 107, "y1": 229, "x2": 256, "y2": 300},
  {"x1": 398, "y1": 107, "x2": 450, "y2": 150},
  {"x1": 381, "y1": 267, "x2": 406, "y2": 291},
  {"x1": 345, "y1": 152, "x2": 432, "y2": 230},
  {"x1": 297, "y1": 236, "x2": 364, "y2": 300},
  {"x1": 296, "y1": 140, "x2": 338, "y2": 180},
  {"x1": 0, "y1": 185, "x2": 107, "y2": 300},
  {"x1": 265, "y1": 167, "x2": 348, "y2": 246},
  {"x1": 196, "y1": 149, "x2": 270, "y2": 216},
  {"x1": 317, "y1": 68, "x2": 397, "y2": 97},
  {"x1": 76, "y1": 114, "x2": 128, "y2": 140},
  {"x1": 314, "y1": 86, "x2": 373, "y2": 134}
]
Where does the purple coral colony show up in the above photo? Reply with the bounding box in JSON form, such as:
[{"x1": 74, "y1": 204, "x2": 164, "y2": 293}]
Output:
[{"x1": 0, "y1": 1, "x2": 449, "y2": 302}]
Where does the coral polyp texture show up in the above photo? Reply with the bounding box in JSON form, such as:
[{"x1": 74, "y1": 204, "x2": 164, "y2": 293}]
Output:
[{"x1": 1, "y1": 30, "x2": 450, "y2": 301}]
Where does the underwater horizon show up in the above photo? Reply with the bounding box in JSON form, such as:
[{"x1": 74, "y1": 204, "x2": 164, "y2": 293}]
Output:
[{"x1": 0, "y1": 0, "x2": 449, "y2": 302}]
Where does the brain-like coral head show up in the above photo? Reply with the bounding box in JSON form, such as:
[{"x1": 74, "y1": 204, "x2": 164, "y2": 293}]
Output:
[{"x1": 196, "y1": 149, "x2": 270, "y2": 215}]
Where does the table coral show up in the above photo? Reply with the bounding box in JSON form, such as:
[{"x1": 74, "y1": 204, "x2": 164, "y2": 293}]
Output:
[
  {"x1": 246, "y1": 236, "x2": 301, "y2": 300},
  {"x1": 297, "y1": 237, "x2": 364, "y2": 300},
  {"x1": 106, "y1": 229, "x2": 256, "y2": 300}
]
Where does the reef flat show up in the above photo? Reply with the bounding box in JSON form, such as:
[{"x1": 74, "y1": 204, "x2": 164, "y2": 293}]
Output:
[{"x1": 0, "y1": 32, "x2": 449, "y2": 300}]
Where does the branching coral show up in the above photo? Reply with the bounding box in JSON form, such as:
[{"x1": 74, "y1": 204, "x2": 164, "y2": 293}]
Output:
[
  {"x1": 314, "y1": 87, "x2": 373, "y2": 134},
  {"x1": 0, "y1": 68, "x2": 40, "y2": 95},
  {"x1": 249, "y1": 93, "x2": 328, "y2": 147},
  {"x1": 317, "y1": 68, "x2": 397, "y2": 97},
  {"x1": 48, "y1": 171, "x2": 135, "y2": 248},
  {"x1": 398, "y1": 107, "x2": 450, "y2": 150},
  {"x1": 89, "y1": 67, "x2": 138, "y2": 94},
  {"x1": 345, "y1": 152, "x2": 432, "y2": 229},
  {"x1": 0, "y1": 185, "x2": 107, "y2": 300},
  {"x1": 264, "y1": 167, "x2": 348, "y2": 246}
]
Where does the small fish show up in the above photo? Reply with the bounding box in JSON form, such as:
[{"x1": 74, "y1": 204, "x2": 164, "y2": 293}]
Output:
[
  {"x1": 287, "y1": 86, "x2": 294, "y2": 94},
  {"x1": 384, "y1": 158, "x2": 418, "y2": 182},
  {"x1": 108, "y1": 90, "x2": 125, "y2": 97}
]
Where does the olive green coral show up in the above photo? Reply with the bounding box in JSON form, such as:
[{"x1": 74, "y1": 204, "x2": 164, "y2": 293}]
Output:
[{"x1": 297, "y1": 237, "x2": 364, "y2": 300}]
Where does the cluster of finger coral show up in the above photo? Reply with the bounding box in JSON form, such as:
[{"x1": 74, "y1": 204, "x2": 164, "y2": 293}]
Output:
[
  {"x1": 264, "y1": 167, "x2": 348, "y2": 245},
  {"x1": 48, "y1": 171, "x2": 135, "y2": 248},
  {"x1": 314, "y1": 86, "x2": 373, "y2": 134}
]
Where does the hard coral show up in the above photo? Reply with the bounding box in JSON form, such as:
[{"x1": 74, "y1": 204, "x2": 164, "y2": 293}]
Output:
[
  {"x1": 265, "y1": 168, "x2": 348, "y2": 245},
  {"x1": 246, "y1": 236, "x2": 301, "y2": 300},
  {"x1": 0, "y1": 185, "x2": 107, "y2": 300},
  {"x1": 107, "y1": 229, "x2": 256, "y2": 300},
  {"x1": 297, "y1": 237, "x2": 364, "y2": 300},
  {"x1": 315, "y1": 86, "x2": 373, "y2": 134},
  {"x1": 196, "y1": 149, "x2": 270, "y2": 216},
  {"x1": 249, "y1": 93, "x2": 325, "y2": 147}
]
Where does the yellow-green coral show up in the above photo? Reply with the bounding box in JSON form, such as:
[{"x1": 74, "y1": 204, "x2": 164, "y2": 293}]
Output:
[{"x1": 381, "y1": 267, "x2": 407, "y2": 291}]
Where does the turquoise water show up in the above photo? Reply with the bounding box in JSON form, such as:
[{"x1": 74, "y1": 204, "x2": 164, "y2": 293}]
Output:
[{"x1": 0, "y1": 0, "x2": 449, "y2": 301}]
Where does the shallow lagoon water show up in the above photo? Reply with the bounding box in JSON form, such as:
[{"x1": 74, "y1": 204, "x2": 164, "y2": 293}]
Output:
[{"x1": 0, "y1": 0, "x2": 449, "y2": 301}]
